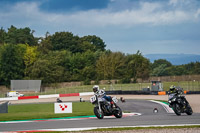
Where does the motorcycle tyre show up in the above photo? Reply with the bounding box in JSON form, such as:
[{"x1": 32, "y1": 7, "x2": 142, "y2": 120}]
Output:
[
  {"x1": 172, "y1": 103, "x2": 181, "y2": 116},
  {"x1": 113, "y1": 107, "x2": 123, "y2": 118},
  {"x1": 186, "y1": 105, "x2": 193, "y2": 115},
  {"x1": 94, "y1": 107, "x2": 104, "y2": 119}
]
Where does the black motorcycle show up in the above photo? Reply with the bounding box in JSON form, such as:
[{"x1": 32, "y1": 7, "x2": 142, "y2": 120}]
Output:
[
  {"x1": 168, "y1": 88, "x2": 193, "y2": 116},
  {"x1": 90, "y1": 94, "x2": 122, "y2": 119}
]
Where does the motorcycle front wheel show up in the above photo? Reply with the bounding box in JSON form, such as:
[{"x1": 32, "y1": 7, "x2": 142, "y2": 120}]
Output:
[
  {"x1": 172, "y1": 103, "x2": 181, "y2": 116},
  {"x1": 186, "y1": 105, "x2": 193, "y2": 115},
  {"x1": 113, "y1": 107, "x2": 123, "y2": 118},
  {"x1": 94, "y1": 107, "x2": 104, "y2": 119}
]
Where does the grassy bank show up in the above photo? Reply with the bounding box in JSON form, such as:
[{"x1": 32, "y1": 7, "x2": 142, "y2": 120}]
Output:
[
  {"x1": 34, "y1": 81, "x2": 200, "y2": 96},
  {"x1": 0, "y1": 102, "x2": 94, "y2": 121},
  {"x1": 1, "y1": 81, "x2": 200, "y2": 97},
  {"x1": 83, "y1": 125, "x2": 200, "y2": 133}
]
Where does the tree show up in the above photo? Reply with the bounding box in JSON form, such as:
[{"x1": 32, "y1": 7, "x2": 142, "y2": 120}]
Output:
[
  {"x1": 5, "y1": 25, "x2": 38, "y2": 46},
  {"x1": 78, "y1": 41, "x2": 95, "y2": 53},
  {"x1": 38, "y1": 32, "x2": 53, "y2": 54},
  {"x1": 68, "y1": 53, "x2": 86, "y2": 81},
  {"x1": 0, "y1": 44, "x2": 26, "y2": 86},
  {"x1": 81, "y1": 35, "x2": 106, "y2": 51},
  {"x1": 151, "y1": 59, "x2": 172, "y2": 69},
  {"x1": 194, "y1": 62, "x2": 200, "y2": 74},
  {"x1": 96, "y1": 52, "x2": 125, "y2": 80},
  {"x1": 150, "y1": 59, "x2": 172, "y2": 76},
  {"x1": 151, "y1": 64, "x2": 169, "y2": 76},
  {"x1": 166, "y1": 65, "x2": 186, "y2": 76},
  {"x1": 24, "y1": 45, "x2": 38, "y2": 77},
  {"x1": 28, "y1": 59, "x2": 65, "y2": 83},
  {"x1": 4, "y1": 25, "x2": 17, "y2": 45},
  {"x1": 80, "y1": 51, "x2": 97, "y2": 80},
  {"x1": 40, "y1": 32, "x2": 107, "y2": 53},
  {"x1": 0, "y1": 27, "x2": 6, "y2": 45},
  {"x1": 27, "y1": 51, "x2": 67, "y2": 83},
  {"x1": 184, "y1": 62, "x2": 200, "y2": 75},
  {"x1": 49, "y1": 32, "x2": 79, "y2": 52},
  {"x1": 125, "y1": 51, "x2": 150, "y2": 82}
]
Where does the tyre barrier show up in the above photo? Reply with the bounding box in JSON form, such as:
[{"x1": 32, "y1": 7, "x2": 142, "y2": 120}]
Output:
[
  {"x1": 105, "y1": 90, "x2": 156, "y2": 95},
  {"x1": 106, "y1": 90, "x2": 159, "y2": 95},
  {"x1": 106, "y1": 90, "x2": 194, "y2": 95},
  {"x1": 186, "y1": 91, "x2": 200, "y2": 94}
]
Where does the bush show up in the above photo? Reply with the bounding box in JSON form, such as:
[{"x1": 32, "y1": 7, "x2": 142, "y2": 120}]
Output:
[
  {"x1": 83, "y1": 78, "x2": 91, "y2": 85},
  {"x1": 120, "y1": 77, "x2": 131, "y2": 84}
]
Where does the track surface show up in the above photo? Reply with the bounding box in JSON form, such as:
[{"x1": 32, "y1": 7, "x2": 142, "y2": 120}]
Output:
[{"x1": 0, "y1": 99, "x2": 200, "y2": 132}]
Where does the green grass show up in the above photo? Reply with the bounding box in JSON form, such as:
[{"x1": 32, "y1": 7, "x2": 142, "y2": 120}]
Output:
[
  {"x1": 0, "y1": 102, "x2": 94, "y2": 121},
  {"x1": 87, "y1": 125, "x2": 200, "y2": 132},
  {"x1": 22, "y1": 126, "x2": 200, "y2": 133},
  {"x1": 33, "y1": 125, "x2": 200, "y2": 133},
  {"x1": 39, "y1": 81, "x2": 200, "y2": 95}
]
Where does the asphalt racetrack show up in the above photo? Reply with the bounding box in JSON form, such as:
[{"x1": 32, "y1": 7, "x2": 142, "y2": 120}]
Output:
[{"x1": 0, "y1": 99, "x2": 200, "y2": 132}]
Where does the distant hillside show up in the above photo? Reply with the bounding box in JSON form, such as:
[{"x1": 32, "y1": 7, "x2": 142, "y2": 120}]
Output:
[{"x1": 145, "y1": 54, "x2": 200, "y2": 65}]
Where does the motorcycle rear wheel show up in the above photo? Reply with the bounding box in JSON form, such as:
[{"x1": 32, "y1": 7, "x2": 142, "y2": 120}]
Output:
[
  {"x1": 172, "y1": 103, "x2": 181, "y2": 116},
  {"x1": 94, "y1": 107, "x2": 104, "y2": 119}
]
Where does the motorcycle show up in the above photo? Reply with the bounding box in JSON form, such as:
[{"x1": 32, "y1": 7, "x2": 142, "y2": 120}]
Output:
[
  {"x1": 90, "y1": 94, "x2": 123, "y2": 119},
  {"x1": 168, "y1": 88, "x2": 193, "y2": 116}
]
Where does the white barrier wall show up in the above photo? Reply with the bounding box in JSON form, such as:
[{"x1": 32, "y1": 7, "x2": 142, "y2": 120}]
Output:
[
  {"x1": 79, "y1": 92, "x2": 94, "y2": 96},
  {"x1": 39, "y1": 94, "x2": 59, "y2": 99},
  {"x1": 11, "y1": 80, "x2": 41, "y2": 92}
]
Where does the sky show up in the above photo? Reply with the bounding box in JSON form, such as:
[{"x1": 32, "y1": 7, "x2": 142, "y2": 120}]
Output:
[{"x1": 0, "y1": 0, "x2": 200, "y2": 55}]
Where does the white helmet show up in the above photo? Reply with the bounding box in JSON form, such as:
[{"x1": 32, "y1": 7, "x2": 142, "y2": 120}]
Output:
[{"x1": 93, "y1": 85, "x2": 99, "y2": 93}]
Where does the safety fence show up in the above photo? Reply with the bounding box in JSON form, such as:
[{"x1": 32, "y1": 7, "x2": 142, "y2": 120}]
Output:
[{"x1": 1, "y1": 81, "x2": 200, "y2": 98}]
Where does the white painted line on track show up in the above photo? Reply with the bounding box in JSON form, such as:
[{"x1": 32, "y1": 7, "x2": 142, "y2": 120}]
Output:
[
  {"x1": 0, "y1": 113, "x2": 142, "y2": 124},
  {"x1": 0, "y1": 119, "x2": 82, "y2": 124},
  {"x1": 10, "y1": 124, "x2": 200, "y2": 132},
  {"x1": 149, "y1": 100, "x2": 174, "y2": 113}
]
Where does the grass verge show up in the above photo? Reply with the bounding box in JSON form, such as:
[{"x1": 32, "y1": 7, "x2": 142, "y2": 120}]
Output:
[
  {"x1": 0, "y1": 102, "x2": 94, "y2": 121},
  {"x1": 86, "y1": 125, "x2": 200, "y2": 132},
  {"x1": 25, "y1": 125, "x2": 200, "y2": 133}
]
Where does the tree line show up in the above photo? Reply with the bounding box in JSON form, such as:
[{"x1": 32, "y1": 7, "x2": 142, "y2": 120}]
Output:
[{"x1": 0, "y1": 25, "x2": 200, "y2": 86}]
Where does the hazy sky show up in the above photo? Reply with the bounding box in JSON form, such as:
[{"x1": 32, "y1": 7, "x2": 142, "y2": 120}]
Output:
[{"x1": 0, "y1": 0, "x2": 200, "y2": 55}]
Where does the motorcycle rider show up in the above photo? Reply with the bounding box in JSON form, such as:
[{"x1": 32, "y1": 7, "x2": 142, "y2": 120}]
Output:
[
  {"x1": 92, "y1": 85, "x2": 113, "y2": 108},
  {"x1": 168, "y1": 85, "x2": 191, "y2": 115}
]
